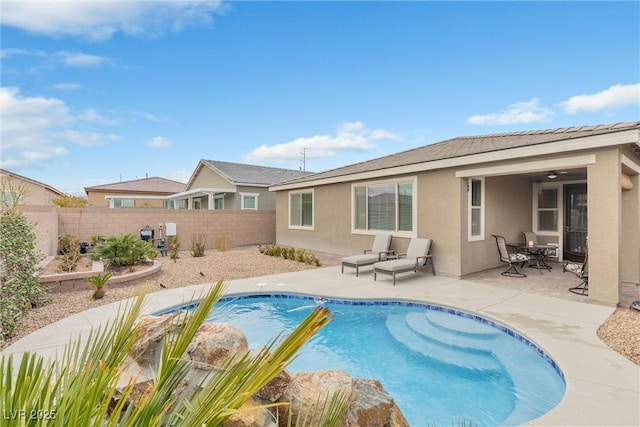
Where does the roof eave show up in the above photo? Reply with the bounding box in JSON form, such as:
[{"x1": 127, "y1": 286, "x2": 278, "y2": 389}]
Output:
[{"x1": 270, "y1": 128, "x2": 640, "y2": 191}]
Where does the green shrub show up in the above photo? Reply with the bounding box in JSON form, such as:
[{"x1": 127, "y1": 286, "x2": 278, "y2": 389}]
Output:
[
  {"x1": 169, "y1": 234, "x2": 181, "y2": 260},
  {"x1": 259, "y1": 245, "x2": 321, "y2": 267},
  {"x1": 91, "y1": 234, "x2": 157, "y2": 267},
  {"x1": 0, "y1": 209, "x2": 48, "y2": 343},
  {"x1": 191, "y1": 234, "x2": 207, "y2": 257},
  {"x1": 58, "y1": 233, "x2": 82, "y2": 272}
]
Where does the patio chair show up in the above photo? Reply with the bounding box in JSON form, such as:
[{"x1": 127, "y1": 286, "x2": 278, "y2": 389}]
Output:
[
  {"x1": 564, "y1": 249, "x2": 588, "y2": 296},
  {"x1": 492, "y1": 234, "x2": 530, "y2": 278},
  {"x1": 373, "y1": 238, "x2": 434, "y2": 286},
  {"x1": 341, "y1": 233, "x2": 393, "y2": 277}
]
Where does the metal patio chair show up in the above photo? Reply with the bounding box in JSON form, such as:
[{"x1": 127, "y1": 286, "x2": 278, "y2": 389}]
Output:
[{"x1": 492, "y1": 234, "x2": 530, "y2": 278}]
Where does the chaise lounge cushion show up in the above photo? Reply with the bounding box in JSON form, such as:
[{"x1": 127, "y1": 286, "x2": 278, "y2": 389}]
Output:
[{"x1": 341, "y1": 253, "x2": 383, "y2": 267}]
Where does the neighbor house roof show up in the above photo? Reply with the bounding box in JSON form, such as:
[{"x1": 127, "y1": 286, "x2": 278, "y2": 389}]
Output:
[
  {"x1": 271, "y1": 121, "x2": 640, "y2": 190},
  {"x1": 0, "y1": 168, "x2": 67, "y2": 197},
  {"x1": 84, "y1": 177, "x2": 186, "y2": 195},
  {"x1": 194, "y1": 160, "x2": 314, "y2": 187}
]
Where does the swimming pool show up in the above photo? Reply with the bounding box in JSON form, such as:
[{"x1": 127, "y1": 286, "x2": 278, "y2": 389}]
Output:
[{"x1": 199, "y1": 294, "x2": 565, "y2": 426}]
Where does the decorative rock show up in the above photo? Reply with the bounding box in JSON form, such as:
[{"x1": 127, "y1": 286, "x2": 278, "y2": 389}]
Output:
[
  {"x1": 187, "y1": 323, "x2": 249, "y2": 370},
  {"x1": 347, "y1": 378, "x2": 409, "y2": 427},
  {"x1": 256, "y1": 368, "x2": 291, "y2": 403},
  {"x1": 223, "y1": 398, "x2": 271, "y2": 427},
  {"x1": 129, "y1": 313, "x2": 179, "y2": 366},
  {"x1": 277, "y1": 369, "x2": 354, "y2": 427}
]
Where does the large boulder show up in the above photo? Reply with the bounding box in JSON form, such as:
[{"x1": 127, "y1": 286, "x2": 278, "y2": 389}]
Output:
[
  {"x1": 223, "y1": 398, "x2": 272, "y2": 427},
  {"x1": 256, "y1": 368, "x2": 292, "y2": 403},
  {"x1": 347, "y1": 378, "x2": 409, "y2": 427},
  {"x1": 187, "y1": 322, "x2": 249, "y2": 370},
  {"x1": 128, "y1": 313, "x2": 179, "y2": 366},
  {"x1": 277, "y1": 370, "x2": 354, "y2": 427}
]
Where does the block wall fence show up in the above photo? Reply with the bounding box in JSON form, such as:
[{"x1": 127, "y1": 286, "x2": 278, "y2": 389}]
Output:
[{"x1": 22, "y1": 206, "x2": 276, "y2": 256}]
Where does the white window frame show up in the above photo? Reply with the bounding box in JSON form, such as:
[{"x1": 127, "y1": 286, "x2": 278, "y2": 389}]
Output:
[
  {"x1": 240, "y1": 192, "x2": 259, "y2": 210},
  {"x1": 468, "y1": 177, "x2": 485, "y2": 241},
  {"x1": 288, "y1": 189, "x2": 314, "y2": 230},
  {"x1": 350, "y1": 177, "x2": 417, "y2": 237}
]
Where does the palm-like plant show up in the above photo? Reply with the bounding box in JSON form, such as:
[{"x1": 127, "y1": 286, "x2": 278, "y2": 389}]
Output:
[
  {"x1": 0, "y1": 280, "x2": 348, "y2": 426},
  {"x1": 91, "y1": 234, "x2": 157, "y2": 267},
  {"x1": 85, "y1": 272, "x2": 113, "y2": 299}
]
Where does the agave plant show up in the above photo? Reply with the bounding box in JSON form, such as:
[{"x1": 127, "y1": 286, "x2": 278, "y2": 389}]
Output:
[{"x1": 0, "y1": 280, "x2": 348, "y2": 426}]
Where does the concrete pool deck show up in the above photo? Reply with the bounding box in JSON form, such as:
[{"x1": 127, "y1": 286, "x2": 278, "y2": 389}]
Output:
[{"x1": 3, "y1": 266, "x2": 639, "y2": 426}]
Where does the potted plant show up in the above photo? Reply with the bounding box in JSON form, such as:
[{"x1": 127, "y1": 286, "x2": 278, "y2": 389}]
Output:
[{"x1": 86, "y1": 272, "x2": 113, "y2": 299}]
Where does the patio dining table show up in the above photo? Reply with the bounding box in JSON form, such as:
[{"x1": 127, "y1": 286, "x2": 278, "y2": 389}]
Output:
[{"x1": 517, "y1": 243, "x2": 556, "y2": 274}]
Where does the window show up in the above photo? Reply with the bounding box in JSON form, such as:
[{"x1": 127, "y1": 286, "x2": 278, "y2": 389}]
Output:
[
  {"x1": 289, "y1": 190, "x2": 314, "y2": 229},
  {"x1": 113, "y1": 198, "x2": 134, "y2": 208},
  {"x1": 240, "y1": 193, "x2": 259, "y2": 210},
  {"x1": 537, "y1": 187, "x2": 558, "y2": 231},
  {"x1": 353, "y1": 179, "x2": 415, "y2": 233},
  {"x1": 468, "y1": 178, "x2": 484, "y2": 241},
  {"x1": 214, "y1": 195, "x2": 224, "y2": 210}
]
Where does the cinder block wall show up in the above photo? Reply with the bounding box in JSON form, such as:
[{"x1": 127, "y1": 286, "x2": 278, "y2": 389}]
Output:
[{"x1": 22, "y1": 206, "x2": 276, "y2": 255}]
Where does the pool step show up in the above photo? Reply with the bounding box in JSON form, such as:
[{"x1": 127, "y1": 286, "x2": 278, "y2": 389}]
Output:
[
  {"x1": 423, "y1": 310, "x2": 502, "y2": 340},
  {"x1": 385, "y1": 314, "x2": 503, "y2": 374},
  {"x1": 405, "y1": 313, "x2": 495, "y2": 353}
]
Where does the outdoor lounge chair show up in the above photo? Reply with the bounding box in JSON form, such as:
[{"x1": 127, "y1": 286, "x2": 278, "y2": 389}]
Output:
[
  {"x1": 341, "y1": 233, "x2": 393, "y2": 277},
  {"x1": 564, "y1": 249, "x2": 588, "y2": 296},
  {"x1": 372, "y1": 238, "x2": 434, "y2": 286},
  {"x1": 492, "y1": 234, "x2": 530, "y2": 278}
]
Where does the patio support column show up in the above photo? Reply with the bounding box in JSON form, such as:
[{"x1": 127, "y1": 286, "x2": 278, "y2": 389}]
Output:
[
  {"x1": 587, "y1": 149, "x2": 621, "y2": 305},
  {"x1": 621, "y1": 172, "x2": 640, "y2": 288}
]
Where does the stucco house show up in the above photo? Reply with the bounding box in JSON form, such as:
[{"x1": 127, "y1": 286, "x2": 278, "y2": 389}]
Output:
[
  {"x1": 84, "y1": 176, "x2": 186, "y2": 208},
  {"x1": 165, "y1": 160, "x2": 313, "y2": 210},
  {"x1": 270, "y1": 121, "x2": 640, "y2": 306},
  {"x1": 0, "y1": 168, "x2": 67, "y2": 206}
]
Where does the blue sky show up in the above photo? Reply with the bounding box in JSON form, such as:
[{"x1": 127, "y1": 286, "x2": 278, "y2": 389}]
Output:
[{"x1": 1, "y1": 1, "x2": 639, "y2": 196}]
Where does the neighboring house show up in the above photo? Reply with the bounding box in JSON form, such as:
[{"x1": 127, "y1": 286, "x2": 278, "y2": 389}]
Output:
[
  {"x1": 0, "y1": 168, "x2": 67, "y2": 206},
  {"x1": 270, "y1": 121, "x2": 640, "y2": 306},
  {"x1": 165, "y1": 160, "x2": 313, "y2": 210},
  {"x1": 84, "y1": 176, "x2": 186, "y2": 208}
]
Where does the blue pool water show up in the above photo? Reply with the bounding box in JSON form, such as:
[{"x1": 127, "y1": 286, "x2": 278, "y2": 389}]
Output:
[{"x1": 200, "y1": 294, "x2": 565, "y2": 426}]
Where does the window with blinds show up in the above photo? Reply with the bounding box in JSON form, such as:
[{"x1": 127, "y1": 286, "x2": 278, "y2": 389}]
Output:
[
  {"x1": 353, "y1": 180, "x2": 414, "y2": 233},
  {"x1": 290, "y1": 190, "x2": 314, "y2": 228}
]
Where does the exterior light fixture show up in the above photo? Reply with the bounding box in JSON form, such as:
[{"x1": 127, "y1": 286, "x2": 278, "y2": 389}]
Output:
[{"x1": 547, "y1": 171, "x2": 558, "y2": 179}]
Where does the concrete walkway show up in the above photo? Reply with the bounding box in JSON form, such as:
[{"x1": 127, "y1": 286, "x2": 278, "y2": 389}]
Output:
[{"x1": 3, "y1": 266, "x2": 639, "y2": 426}]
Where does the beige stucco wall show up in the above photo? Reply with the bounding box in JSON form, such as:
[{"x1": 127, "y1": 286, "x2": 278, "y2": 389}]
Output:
[
  {"x1": 621, "y1": 168, "x2": 640, "y2": 288},
  {"x1": 1, "y1": 175, "x2": 61, "y2": 206},
  {"x1": 188, "y1": 166, "x2": 235, "y2": 190},
  {"x1": 86, "y1": 191, "x2": 167, "y2": 208},
  {"x1": 460, "y1": 175, "x2": 532, "y2": 276},
  {"x1": 587, "y1": 148, "x2": 622, "y2": 305}
]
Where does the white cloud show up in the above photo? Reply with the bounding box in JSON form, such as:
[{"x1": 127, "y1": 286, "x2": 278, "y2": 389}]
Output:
[
  {"x1": 52, "y1": 82, "x2": 82, "y2": 90},
  {"x1": 0, "y1": 0, "x2": 226, "y2": 41},
  {"x1": 0, "y1": 86, "x2": 119, "y2": 168},
  {"x1": 56, "y1": 51, "x2": 111, "y2": 67},
  {"x1": 149, "y1": 136, "x2": 171, "y2": 148},
  {"x1": 78, "y1": 108, "x2": 118, "y2": 125},
  {"x1": 243, "y1": 121, "x2": 402, "y2": 163},
  {"x1": 0, "y1": 47, "x2": 46, "y2": 59},
  {"x1": 467, "y1": 98, "x2": 554, "y2": 126},
  {"x1": 561, "y1": 83, "x2": 640, "y2": 114}
]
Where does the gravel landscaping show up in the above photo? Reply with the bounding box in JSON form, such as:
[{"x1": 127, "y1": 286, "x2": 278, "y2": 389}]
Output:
[{"x1": 5, "y1": 246, "x2": 639, "y2": 367}]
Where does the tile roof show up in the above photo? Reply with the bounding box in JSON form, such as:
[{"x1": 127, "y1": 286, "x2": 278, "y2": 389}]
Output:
[
  {"x1": 202, "y1": 160, "x2": 314, "y2": 186},
  {"x1": 275, "y1": 121, "x2": 640, "y2": 186},
  {"x1": 84, "y1": 177, "x2": 186, "y2": 194}
]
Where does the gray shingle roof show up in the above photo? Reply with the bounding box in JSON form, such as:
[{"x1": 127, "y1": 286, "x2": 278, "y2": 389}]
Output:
[
  {"x1": 275, "y1": 121, "x2": 640, "y2": 186},
  {"x1": 203, "y1": 160, "x2": 314, "y2": 186},
  {"x1": 84, "y1": 177, "x2": 186, "y2": 194}
]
